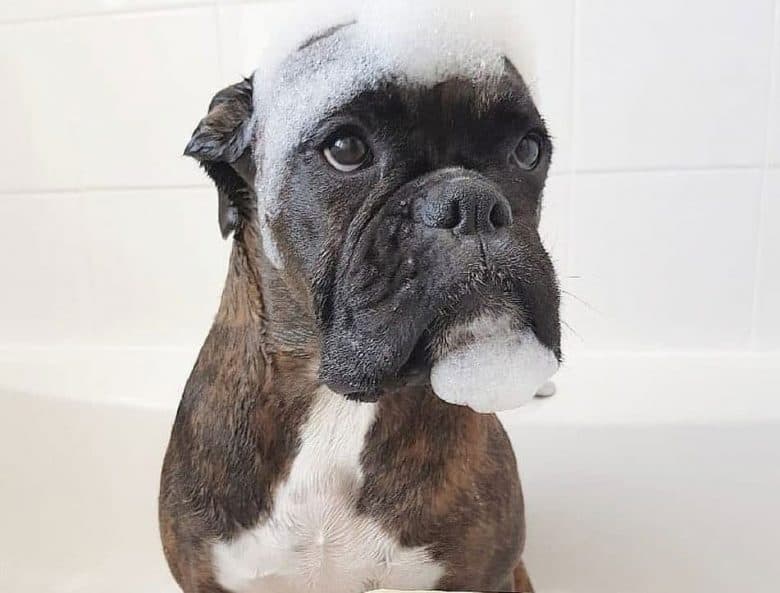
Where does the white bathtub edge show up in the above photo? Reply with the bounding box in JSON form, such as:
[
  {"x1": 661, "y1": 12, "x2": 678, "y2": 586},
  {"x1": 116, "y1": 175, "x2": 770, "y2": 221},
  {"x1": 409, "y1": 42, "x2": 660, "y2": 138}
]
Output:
[{"x1": 0, "y1": 347, "x2": 778, "y2": 424}]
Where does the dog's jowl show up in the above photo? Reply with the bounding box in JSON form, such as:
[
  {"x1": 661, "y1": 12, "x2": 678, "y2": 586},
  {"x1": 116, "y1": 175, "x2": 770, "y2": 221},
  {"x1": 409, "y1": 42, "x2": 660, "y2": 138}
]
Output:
[{"x1": 159, "y1": 8, "x2": 560, "y2": 593}]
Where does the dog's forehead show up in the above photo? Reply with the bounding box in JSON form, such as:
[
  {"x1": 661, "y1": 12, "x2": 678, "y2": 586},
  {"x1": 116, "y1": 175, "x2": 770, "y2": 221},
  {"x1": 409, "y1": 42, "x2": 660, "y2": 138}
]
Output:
[
  {"x1": 256, "y1": 22, "x2": 511, "y2": 135},
  {"x1": 253, "y1": 20, "x2": 526, "y2": 221}
]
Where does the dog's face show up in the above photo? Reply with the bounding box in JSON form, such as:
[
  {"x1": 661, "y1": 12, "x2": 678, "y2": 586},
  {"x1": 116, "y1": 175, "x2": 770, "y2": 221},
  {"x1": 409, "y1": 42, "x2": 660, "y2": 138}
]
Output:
[{"x1": 186, "y1": 21, "x2": 561, "y2": 408}]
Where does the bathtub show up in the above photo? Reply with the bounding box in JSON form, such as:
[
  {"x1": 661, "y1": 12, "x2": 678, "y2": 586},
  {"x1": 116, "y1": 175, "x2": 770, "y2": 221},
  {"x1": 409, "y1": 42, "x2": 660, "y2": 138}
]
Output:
[{"x1": 1, "y1": 348, "x2": 779, "y2": 593}]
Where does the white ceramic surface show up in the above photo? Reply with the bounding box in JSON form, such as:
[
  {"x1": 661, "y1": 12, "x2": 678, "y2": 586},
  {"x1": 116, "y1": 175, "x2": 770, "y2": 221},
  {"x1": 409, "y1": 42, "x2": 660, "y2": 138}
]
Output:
[
  {"x1": 755, "y1": 170, "x2": 780, "y2": 348},
  {"x1": 2, "y1": 352, "x2": 778, "y2": 593},
  {"x1": 566, "y1": 169, "x2": 762, "y2": 351},
  {"x1": 0, "y1": 8, "x2": 218, "y2": 192},
  {"x1": 574, "y1": 0, "x2": 775, "y2": 171}
]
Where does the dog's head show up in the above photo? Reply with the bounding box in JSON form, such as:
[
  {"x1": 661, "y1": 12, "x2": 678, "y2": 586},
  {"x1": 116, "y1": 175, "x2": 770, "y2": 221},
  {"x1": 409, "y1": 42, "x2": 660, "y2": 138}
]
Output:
[{"x1": 185, "y1": 15, "x2": 561, "y2": 411}]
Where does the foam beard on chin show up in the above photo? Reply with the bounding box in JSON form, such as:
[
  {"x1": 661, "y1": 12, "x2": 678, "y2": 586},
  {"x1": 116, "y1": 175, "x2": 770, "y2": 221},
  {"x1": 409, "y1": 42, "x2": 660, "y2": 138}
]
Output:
[{"x1": 430, "y1": 327, "x2": 559, "y2": 413}]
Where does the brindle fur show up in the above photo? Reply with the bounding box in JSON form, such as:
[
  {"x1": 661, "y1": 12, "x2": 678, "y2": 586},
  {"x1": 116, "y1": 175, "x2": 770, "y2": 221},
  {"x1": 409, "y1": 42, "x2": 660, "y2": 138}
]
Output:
[
  {"x1": 160, "y1": 24, "x2": 553, "y2": 593},
  {"x1": 160, "y1": 219, "x2": 531, "y2": 591}
]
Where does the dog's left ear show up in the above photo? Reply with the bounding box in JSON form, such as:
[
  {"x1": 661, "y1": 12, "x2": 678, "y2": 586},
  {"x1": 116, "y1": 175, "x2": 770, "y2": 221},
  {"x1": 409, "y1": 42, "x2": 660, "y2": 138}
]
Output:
[{"x1": 184, "y1": 78, "x2": 256, "y2": 239}]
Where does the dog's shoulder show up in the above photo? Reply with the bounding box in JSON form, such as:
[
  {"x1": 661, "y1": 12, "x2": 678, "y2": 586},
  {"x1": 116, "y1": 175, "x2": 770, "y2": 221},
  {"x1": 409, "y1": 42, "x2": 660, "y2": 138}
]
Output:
[
  {"x1": 158, "y1": 317, "x2": 316, "y2": 583},
  {"x1": 160, "y1": 320, "x2": 314, "y2": 517}
]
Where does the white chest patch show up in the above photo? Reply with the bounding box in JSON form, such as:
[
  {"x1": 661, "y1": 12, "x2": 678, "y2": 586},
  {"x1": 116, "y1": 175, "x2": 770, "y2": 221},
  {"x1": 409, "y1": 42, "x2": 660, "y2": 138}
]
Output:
[{"x1": 212, "y1": 388, "x2": 445, "y2": 593}]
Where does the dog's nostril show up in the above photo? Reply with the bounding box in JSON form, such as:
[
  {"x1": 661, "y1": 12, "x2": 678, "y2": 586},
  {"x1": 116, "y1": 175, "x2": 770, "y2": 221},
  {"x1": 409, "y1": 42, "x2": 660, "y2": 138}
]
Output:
[
  {"x1": 421, "y1": 175, "x2": 512, "y2": 235},
  {"x1": 442, "y1": 199, "x2": 460, "y2": 230},
  {"x1": 423, "y1": 194, "x2": 460, "y2": 230},
  {"x1": 489, "y1": 201, "x2": 512, "y2": 229}
]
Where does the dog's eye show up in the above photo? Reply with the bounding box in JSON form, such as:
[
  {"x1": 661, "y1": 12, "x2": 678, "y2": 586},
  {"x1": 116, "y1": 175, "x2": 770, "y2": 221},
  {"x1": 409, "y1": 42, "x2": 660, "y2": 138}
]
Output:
[
  {"x1": 323, "y1": 135, "x2": 371, "y2": 172},
  {"x1": 511, "y1": 134, "x2": 542, "y2": 170}
]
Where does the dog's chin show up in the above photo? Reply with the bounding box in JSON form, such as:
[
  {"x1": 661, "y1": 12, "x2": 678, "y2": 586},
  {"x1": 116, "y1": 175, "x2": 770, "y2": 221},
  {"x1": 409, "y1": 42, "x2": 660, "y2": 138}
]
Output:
[
  {"x1": 329, "y1": 313, "x2": 560, "y2": 412},
  {"x1": 321, "y1": 257, "x2": 561, "y2": 408},
  {"x1": 331, "y1": 349, "x2": 432, "y2": 402},
  {"x1": 429, "y1": 319, "x2": 559, "y2": 413}
]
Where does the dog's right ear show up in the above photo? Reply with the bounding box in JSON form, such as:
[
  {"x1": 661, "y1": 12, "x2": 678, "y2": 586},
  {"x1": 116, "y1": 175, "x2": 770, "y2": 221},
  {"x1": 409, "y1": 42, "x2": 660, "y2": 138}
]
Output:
[{"x1": 184, "y1": 78, "x2": 256, "y2": 239}]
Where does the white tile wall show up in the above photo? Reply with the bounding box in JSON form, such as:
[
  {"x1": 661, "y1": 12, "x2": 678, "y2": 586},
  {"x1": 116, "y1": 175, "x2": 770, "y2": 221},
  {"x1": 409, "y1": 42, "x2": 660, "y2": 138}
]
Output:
[
  {"x1": 83, "y1": 188, "x2": 230, "y2": 346},
  {"x1": 566, "y1": 169, "x2": 763, "y2": 351},
  {"x1": 0, "y1": 0, "x2": 213, "y2": 23},
  {"x1": 0, "y1": 195, "x2": 96, "y2": 346},
  {"x1": 1, "y1": 0, "x2": 779, "y2": 353},
  {"x1": 0, "y1": 189, "x2": 229, "y2": 347},
  {"x1": 768, "y1": 2, "x2": 780, "y2": 166},
  {"x1": 0, "y1": 8, "x2": 219, "y2": 192},
  {"x1": 217, "y1": 0, "x2": 294, "y2": 85},
  {"x1": 574, "y1": 0, "x2": 776, "y2": 172},
  {"x1": 540, "y1": 173, "x2": 572, "y2": 280},
  {"x1": 755, "y1": 169, "x2": 780, "y2": 348}
]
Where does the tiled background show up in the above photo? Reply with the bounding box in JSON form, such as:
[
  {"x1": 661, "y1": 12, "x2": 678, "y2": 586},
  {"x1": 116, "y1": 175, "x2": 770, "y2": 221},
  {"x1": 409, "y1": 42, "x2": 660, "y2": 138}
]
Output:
[{"x1": 1, "y1": 0, "x2": 778, "y2": 364}]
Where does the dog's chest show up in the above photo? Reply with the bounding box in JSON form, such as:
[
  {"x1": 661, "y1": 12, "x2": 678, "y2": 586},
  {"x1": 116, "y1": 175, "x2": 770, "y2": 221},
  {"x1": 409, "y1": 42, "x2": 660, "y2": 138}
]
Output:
[{"x1": 211, "y1": 388, "x2": 444, "y2": 593}]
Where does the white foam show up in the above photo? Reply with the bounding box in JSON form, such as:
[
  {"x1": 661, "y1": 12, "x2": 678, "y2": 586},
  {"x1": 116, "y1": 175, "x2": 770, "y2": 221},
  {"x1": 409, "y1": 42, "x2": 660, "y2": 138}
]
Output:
[
  {"x1": 249, "y1": 0, "x2": 538, "y2": 221},
  {"x1": 430, "y1": 318, "x2": 559, "y2": 413},
  {"x1": 260, "y1": 221, "x2": 284, "y2": 269}
]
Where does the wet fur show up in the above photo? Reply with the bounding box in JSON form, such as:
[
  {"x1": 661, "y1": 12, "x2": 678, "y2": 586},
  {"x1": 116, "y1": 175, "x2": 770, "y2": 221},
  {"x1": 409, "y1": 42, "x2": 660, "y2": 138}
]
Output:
[
  {"x1": 160, "y1": 25, "x2": 555, "y2": 593},
  {"x1": 159, "y1": 223, "x2": 531, "y2": 591}
]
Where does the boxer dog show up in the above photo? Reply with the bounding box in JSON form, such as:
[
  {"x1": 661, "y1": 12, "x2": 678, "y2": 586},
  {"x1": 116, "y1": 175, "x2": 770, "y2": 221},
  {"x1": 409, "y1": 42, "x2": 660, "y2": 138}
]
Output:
[{"x1": 160, "y1": 13, "x2": 560, "y2": 593}]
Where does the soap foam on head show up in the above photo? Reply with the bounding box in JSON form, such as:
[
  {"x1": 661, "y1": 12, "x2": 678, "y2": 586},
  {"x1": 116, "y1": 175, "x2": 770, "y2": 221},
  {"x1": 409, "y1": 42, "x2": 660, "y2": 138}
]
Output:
[
  {"x1": 245, "y1": 3, "x2": 557, "y2": 404},
  {"x1": 250, "y1": 0, "x2": 536, "y2": 97},
  {"x1": 430, "y1": 315, "x2": 559, "y2": 413},
  {"x1": 249, "y1": 0, "x2": 538, "y2": 223}
]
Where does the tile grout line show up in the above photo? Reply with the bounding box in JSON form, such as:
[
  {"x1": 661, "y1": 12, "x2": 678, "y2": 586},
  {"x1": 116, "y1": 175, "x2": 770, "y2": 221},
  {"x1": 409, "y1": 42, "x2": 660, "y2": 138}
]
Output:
[
  {"x1": 0, "y1": 0, "x2": 283, "y2": 26},
  {"x1": 748, "y1": 0, "x2": 779, "y2": 349},
  {"x1": 0, "y1": 184, "x2": 210, "y2": 197},
  {"x1": 0, "y1": 2, "x2": 218, "y2": 26},
  {"x1": 4, "y1": 167, "x2": 776, "y2": 199},
  {"x1": 571, "y1": 163, "x2": 768, "y2": 175}
]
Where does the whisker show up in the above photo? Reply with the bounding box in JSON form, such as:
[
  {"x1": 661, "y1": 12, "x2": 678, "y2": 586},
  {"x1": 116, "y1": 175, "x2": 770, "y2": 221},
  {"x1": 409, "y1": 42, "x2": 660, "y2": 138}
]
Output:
[
  {"x1": 561, "y1": 320, "x2": 582, "y2": 341},
  {"x1": 561, "y1": 289, "x2": 591, "y2": 307}
]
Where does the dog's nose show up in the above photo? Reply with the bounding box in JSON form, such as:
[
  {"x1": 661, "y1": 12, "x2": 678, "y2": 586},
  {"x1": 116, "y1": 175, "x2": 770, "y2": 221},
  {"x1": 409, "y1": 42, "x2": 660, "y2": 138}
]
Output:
[{"x1": 421, "y1": 177, "x2": 513, "y2": 235}]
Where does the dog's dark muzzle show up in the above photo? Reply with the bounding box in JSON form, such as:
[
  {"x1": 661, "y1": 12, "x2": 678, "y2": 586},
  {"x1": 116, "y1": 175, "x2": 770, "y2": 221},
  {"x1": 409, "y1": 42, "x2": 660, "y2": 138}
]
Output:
[{"x1": 318, "y1": 167, "x2": 559, "y2": 399}]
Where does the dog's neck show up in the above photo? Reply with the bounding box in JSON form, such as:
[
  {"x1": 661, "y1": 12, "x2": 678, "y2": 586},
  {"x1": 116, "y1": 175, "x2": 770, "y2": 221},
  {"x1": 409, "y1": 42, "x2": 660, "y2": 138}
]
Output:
[
  {"x1": 215, "y1": 221, "x2": 320, "y2": 367},
  {"x1": 214, "y1": 223, "x2": 266, "y2": 329},
  {"x1": 209, "y1": 220, "x2": 437, "y2": 411}
]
